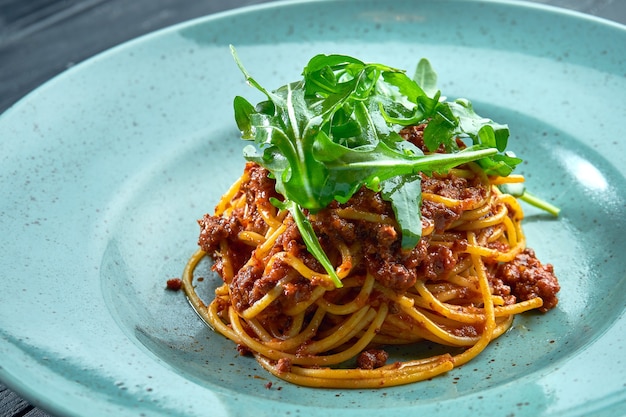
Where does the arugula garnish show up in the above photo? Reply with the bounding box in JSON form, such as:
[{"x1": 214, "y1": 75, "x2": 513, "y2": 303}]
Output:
[
  {"x1": 230, "y1": 46, "x2": 524, "y2": 287},
  {"x1": 498, "y1": 183, "x2": 561, "y2": 217}
]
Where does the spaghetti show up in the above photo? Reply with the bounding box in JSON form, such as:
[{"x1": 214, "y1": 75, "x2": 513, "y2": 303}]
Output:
[{"x1": 182, "y1": 124, "x2": 560, "y2": 388}]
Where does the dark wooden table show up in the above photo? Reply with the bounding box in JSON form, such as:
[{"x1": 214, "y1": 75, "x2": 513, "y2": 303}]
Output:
[{"x1": 1, "y1": 0, "x2": 625, "y2": 416}]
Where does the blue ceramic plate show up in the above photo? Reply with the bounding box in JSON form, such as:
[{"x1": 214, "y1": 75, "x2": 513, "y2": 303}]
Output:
[{"x1": 1, "y1": 1, "x2": 624, "y2": 416}]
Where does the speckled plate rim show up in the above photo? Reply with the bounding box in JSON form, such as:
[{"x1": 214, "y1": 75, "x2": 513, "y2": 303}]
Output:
[{"x1": 0, "y1": 1, "x2": 625, "y2": 417}]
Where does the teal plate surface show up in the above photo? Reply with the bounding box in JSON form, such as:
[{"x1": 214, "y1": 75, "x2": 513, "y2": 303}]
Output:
[{"x1": 1, "y1": 1, "x2": 625, "y2": 416}]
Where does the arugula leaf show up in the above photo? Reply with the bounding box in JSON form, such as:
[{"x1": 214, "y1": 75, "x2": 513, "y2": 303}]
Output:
[
  {"x1": 422, "y1": 99, "x2": 521, "y2": 176},
  {"x1": 413, "y1": 58, "x2": 438, "y2": 98},
  {"x1": 233, "y1": 95, "x2": 256, "y2": 139},
  {"x1": 311, "y1": 129, "x2": 498, "y2": 206},
  {"x1": 498, "y1": 183, "x2": 561, "y2": 216},
  {"x1": 230, "y1": 46, "x2": 534, "y2": 287},
  {"x1": 271, "y1": 198, "x2": 343, "y2": 288},
  {"x1": 380, "y1": 173, "x2": 422, "y2": 249}
]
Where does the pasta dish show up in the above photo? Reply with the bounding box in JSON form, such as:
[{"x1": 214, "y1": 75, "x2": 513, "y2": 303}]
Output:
[{"x1": 180, "y1": 49, "x2": 560, "y2": 388}]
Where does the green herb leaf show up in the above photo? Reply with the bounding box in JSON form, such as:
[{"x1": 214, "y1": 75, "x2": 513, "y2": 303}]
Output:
[
  {"x1": 413, "y1": 58, "x2": 438, "y2": 98},
  {"x1": 498, "y1": 183, "x2": 561, "y2": 216},
  {"x1": 311, "y1": 129, "x2": 498, "y2": 210},
  {"x1": 271, "y1": 198, "x2": 343, "y2": 288},
  {"x1": 380, "y1": 174, "x2": 422, "y2": 248},
  {"x1": 233, "y1": 95, "x2": 256, "y2": 139}
]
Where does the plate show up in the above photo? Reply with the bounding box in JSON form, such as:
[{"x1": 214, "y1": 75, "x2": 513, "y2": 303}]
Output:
[{"x1": 1, "y1": 1, "x2": 625, "y2": 416}]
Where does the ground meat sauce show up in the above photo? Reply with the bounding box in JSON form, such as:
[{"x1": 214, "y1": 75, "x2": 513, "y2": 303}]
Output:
[
  {"x1": 165, "y1": 278, "x2": 182, "y2": 291},
  {"x1": 495, "y1": 248, "x2": 560, "y2": 312},
  {"x1": 356, "y1": 349, "x2": 389, "y2": 369},
  {"x1": 197, "y1": 130, "x2": 560, "y2": 318}
]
